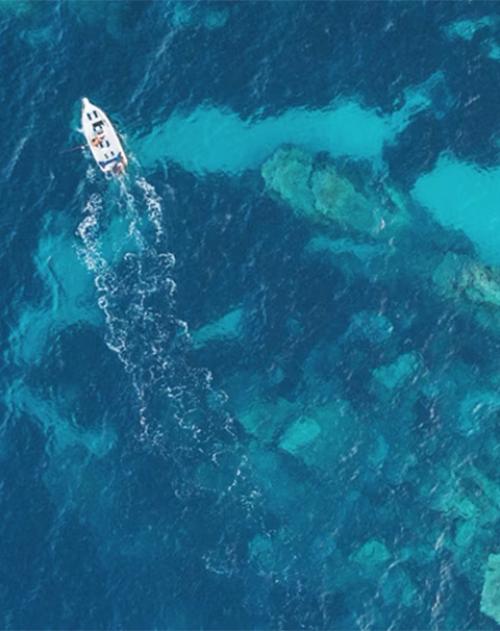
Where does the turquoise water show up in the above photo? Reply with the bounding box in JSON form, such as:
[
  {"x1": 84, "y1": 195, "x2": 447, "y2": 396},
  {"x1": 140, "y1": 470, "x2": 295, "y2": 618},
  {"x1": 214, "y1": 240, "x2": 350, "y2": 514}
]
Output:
[
  {"x1": 2, "y1": 2, "x2": 500, "y2": 629},
  {"x1": 413, "y1": 155, "x2": 500, "y2": 265}
]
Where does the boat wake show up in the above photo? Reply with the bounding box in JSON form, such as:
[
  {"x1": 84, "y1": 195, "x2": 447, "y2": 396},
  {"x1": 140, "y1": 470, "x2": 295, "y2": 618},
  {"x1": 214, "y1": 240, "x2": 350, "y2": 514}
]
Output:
[
  {"x1": 76, "y1": 176, "x2": 231, "y2": 456},
  {"x1": 136, "y1": 175, "x2": 164, "y2": 242},
  {"x1": 77, "y1": 179, "x2": 170, "y2": 439}
]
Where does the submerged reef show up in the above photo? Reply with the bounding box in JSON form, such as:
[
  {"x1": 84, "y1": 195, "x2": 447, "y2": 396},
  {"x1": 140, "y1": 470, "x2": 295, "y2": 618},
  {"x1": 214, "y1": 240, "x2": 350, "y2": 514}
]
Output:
[
  {"x1": 191, "y1": 306, "x2": 244, "y2": 349},
  {"x1": 10, "y1": 128, "x2": 498, "y2": 628},
  {"x1": 372, "y1": 351, "x2": 423, "y2": 392},
  {"x1": 5, "y1": 1, "x2": 500, "y2": 626},
  {"x1": 444, "y1": 15, "x2": 500, "y2": 65},
  {"x1": 170, "y1": 2, "x2": 229, "y2": 31},
  {"x1": 9, "y1": 214, "x2": 100, "y2": 366},
  {"x1": 262, "y1": 146, "x2": 392, "y2": 235},
  {"x1": 432, "y1": 252, "x2": 500, "y2": 331},
  {"x1": 481, "y1": 553, "x2": 500, "y2": 624},
  {"x1": 262, "y1": 145, "x2": 500, "y2": 343},
  {"x1": 183, "y1": 142, "x2": 500, "y2": 627},
  {"x1": 433, "y1": 252, "x2": 500, "y2": 307}
]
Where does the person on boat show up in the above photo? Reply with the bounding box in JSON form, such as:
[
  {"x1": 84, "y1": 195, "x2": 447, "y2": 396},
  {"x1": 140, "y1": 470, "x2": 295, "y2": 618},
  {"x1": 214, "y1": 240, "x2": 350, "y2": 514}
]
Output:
[{"x1": 91, "y1": 136, "x2": 101, "y2": 147}]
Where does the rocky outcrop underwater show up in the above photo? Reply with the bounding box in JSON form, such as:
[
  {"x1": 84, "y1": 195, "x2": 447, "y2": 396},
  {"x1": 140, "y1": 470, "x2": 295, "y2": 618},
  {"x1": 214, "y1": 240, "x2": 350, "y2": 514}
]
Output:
[
  {"x1": 262, "y1": 145, "x2": 500, "y2": 336},
  {"x1": 189, "y1": 144, "x2": 500, "y2": 626},
  {"x1": 261, "y1": 145, "x2": 410, "y2": 236}
]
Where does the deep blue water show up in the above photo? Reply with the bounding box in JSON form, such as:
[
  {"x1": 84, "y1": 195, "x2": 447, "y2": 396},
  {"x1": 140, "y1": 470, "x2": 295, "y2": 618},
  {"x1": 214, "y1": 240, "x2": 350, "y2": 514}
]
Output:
[{"x1": 2, "y1": 1, "x2": 500, "y2": 629}]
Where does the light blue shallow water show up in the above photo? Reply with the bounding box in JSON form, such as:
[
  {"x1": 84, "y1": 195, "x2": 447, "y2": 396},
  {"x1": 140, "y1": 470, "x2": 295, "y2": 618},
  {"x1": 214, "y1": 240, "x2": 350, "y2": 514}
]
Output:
[{"x1": 2, "y1": 2, "x2": 500, "y2": 629}]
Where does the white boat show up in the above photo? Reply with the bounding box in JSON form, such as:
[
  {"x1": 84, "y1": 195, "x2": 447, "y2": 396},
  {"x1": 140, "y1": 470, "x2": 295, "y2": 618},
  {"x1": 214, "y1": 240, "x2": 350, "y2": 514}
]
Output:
[{"x1": 81, "y1": 97, "x2": 128, "y2": 176}]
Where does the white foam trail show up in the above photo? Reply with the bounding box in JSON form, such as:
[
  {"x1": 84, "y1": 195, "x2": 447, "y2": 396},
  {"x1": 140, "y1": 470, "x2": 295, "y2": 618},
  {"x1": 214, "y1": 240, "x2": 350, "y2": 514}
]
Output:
[
  {"x1": 76, "y1": 184, "x2": 180, "y2": 442},
  {"x1": 136, "y1": 176, "x2": 164, "y2": 241},
  {"x1": 85, "y1": 164, "x2": 97, "y2": 182},
  {"x1": 118, "y1": 178, "x2": 147, "y2": 249},
  {"x1": 77, "y1": 193, "x2": 105, "y2": 272},
  {"x1": 77, "y1": 193, "x2": 152, "y2": 437},
  {"x1": 76, "y1": 175, "x2": 233, "y2": 456}
]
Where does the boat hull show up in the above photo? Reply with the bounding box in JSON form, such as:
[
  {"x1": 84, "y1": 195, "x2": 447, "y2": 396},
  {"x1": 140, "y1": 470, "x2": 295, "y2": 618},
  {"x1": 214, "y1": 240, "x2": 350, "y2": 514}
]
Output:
[{"x1": 81, "y1": 97, "x2": 128, "y2": 175}]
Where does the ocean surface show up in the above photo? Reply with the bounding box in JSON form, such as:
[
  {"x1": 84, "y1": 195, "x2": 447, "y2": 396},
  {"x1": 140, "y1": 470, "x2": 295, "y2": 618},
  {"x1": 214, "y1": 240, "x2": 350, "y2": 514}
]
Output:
[{"x1": 2, "y1": 1, "x2": 500, "y2": 629}]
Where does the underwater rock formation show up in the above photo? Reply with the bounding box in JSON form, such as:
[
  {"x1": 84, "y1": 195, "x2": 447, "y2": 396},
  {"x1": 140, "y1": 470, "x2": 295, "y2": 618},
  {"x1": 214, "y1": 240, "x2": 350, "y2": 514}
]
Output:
[
  {"x1": 372, "y1": 351, "x2": 423, "y2": 392},
  {"x1": 343, "y1": 310, "x2": 394, "y2": 346},
  {"x1": 445, "y1": 16, "x2": 496, "y2": 42},
  {"x1": 381, "y1": 567, "x2": 418, "y2": 609},
  {"x1": 311, "y1": 164, "x2": 376, "y2": 233},
  {"x1": 5, "y1": 379, "x2": 116, "y2": 458},
  {"x1": 281, "y1": 399, "x2": 374, "y2": 475},
  {"x1": 261, "y1": 145, "x2": 416, "y2": 245},
  {"x1": 180, "y1": 139, "x2": 500, "y2": 621},
  {"x1": 191, "y1": 306, "x2": 244, "y2": 349},
  {"x1": 457, "y1": 390, "x2": 500, "y2": 436},
  {"x1": 261, "y1": 146, "x2": 315, "y2": 215},
  {"x1": 248, "y1": 529, "x2": 304, "y2": 577},
  {"x1": 422, "y1": 463, "x2": 500, "y2": 592},
  {"x1": 171, "y1": 2, "x2": 229, "y2": 30},
  {"x1": 262, "y1": 147, "x2": 377, "y2": 234},
  {"x1": 263, "y1": 147, "x2": 500, "y2": 344},
  {"x1": 433, "y1": 252, "x2": 500, "y2": 307},
  {"x1": 481, "y1": 553, "x2": 500, "y2": 625},
  {"x1": 238, "y1": 397, "x2": 296, "y2": 445},
  {"x1": 305, "y1": 235, "x2": 386, "y2": 264},
  {"x1": 279, "y1": 415, "x2": 322, "y2": 455},
  {"x1": 432, "y1": 252, "x2": 500, "y2": 331},
  {"x1": 350, "y1": 539, "x2": 391, "y2": 569},
  {"x1": 9, "y1": 218, "x2": 100, "y2": 366}
]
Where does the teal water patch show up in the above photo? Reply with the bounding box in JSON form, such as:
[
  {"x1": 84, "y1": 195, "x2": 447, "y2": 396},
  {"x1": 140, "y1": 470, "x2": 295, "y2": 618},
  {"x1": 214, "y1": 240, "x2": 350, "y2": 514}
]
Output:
[
  {"x1": 487, "y1": 41, "x2": 500, "y2": 60},
  {"x1": 279, "y1": 415, "x2": 321, "y2": 455},
  {"x1": 343, "y1": 311, "x2": 394, "y2": 345},
  {"x1": 135, "y1": 75, "x2": 444, "y2": 175},
  {"x1": 9, "y1": 187, "x2": 143, "y2": 367},
  {"x1": 412, "y1": 154, "x2": 500, "y2": 266},
  {"x1": 4, "y1": 379, "x2": 116, "y2": 458},
  {"x1": 305, "y1": 235, "x2": 387, "y2": 263},
  {"x1": 0, "y1": 0, "x2": 35, "y2": 18},
  {"x1": 9, "y1": 217, "x2": 99, "y2": 366},
  {"x1": 66, "y1": 1, "x2": 133, "y2": 40},
  {"x1": 20, "y1": 22, "x2": 56, "y2": 48},
  {"x1": 4, "y1": 375, "x2": 119, "y2": 534},
  {"x1": 458, "y1": 390, "x2": 500, "y2": 436},
  {"x1": 350, "y1": 539, "x2": 392, "y2": 569},
  {"x1": 444, "y1": 15, "x2": 500, "y2": 63},
  {"x1": 237, "y1": 397, "x2": 295, "y2": 445},
  {"x1": 481, "y1": 553, "x2": 500, "y2": 625},
  {"x1": 372, "y1": 352, "x2": 422, "y2": 391},
  {"x1": 191, "y1": 307, "x2": 244, "y2": 349},
  {"x1": 171, "y1": 2, "x2": 229, "y2": 30},
  {"x1": 444, "y1": 16, "x2": 496, "y2": 42}
]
